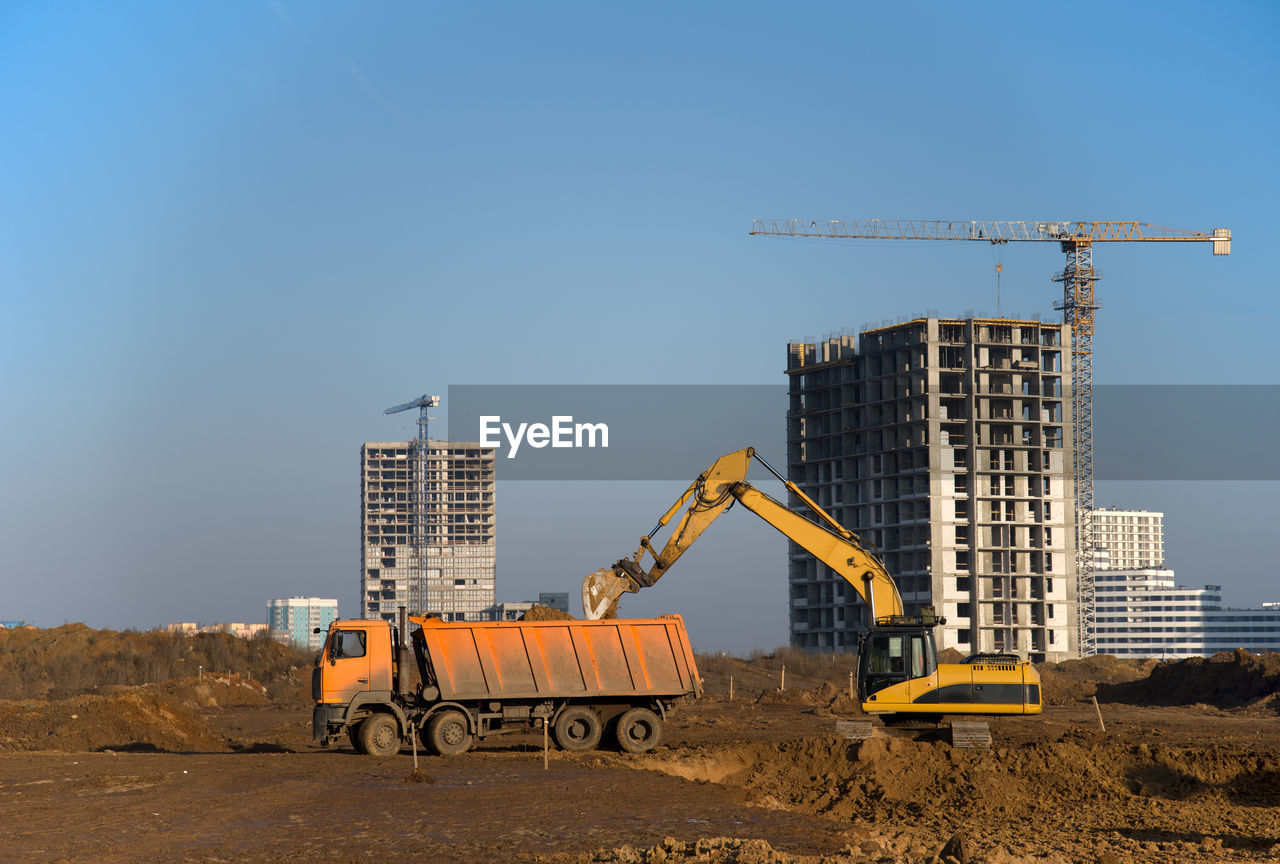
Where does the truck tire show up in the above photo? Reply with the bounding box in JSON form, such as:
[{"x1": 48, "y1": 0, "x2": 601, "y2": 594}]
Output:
[
  {"x1": 553, "y1": 706, "x2": 602, "y2": 752},
  {"x1": 358, "y1": 713, "x2": 402, "y2": 757},
  {"x1": 427, "y1": 709, "x2": 473, "y2": 756},
  {"x1": 348, "y1": 721, "x2": 367, "y2": 754},
  {"x1": 615, "y1": 707, "x2": 662, "y2": 753}
]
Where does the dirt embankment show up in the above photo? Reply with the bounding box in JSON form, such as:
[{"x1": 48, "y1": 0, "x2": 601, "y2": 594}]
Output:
[
  {"x1": 0, "y1": 671, "x2": 291, "y2": 753},
  {"x1": 1036, "y1": 655, "x2": 1156, "y2": 706},
  {"x1": 631, "y1": 732, "x2": 1280, "y2": 862},
  {"x1": 0, "y1": 623, "x2": 312, "y2": 701},
  {"x1": 0, "y1": 686, "x2": 226, "y2": 753},
  {"x1": 1036, "y1": 650, "x2": 1280, "y2": 711},
  {"x1": 1097, "y1": 649, "x2": 1280, "y2": 711},
  {"x1": 0, "y1": 623, "x2": 311, "y2": 753}
]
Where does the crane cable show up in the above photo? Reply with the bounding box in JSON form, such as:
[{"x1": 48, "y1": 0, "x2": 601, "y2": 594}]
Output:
[{"x1": 991, "y1": 243, "x2": 1006, "y2": 318}]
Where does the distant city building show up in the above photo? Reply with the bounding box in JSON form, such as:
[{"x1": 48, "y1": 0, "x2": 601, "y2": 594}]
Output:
[
  {"x1": 1091, "y1": 508, "x2": 1164, "y2": 570},
  {"x1": 167, "y1": 621, "x2": 269, "y2": 639},
  {"x1": 787, "y1": 318, "x2": 1076, "y2": 661},
  {"x1": 1094, "y1": 568, "x2": 1280, "y2": 656},
  {"x1": 360, "y1": 441, "x2": 496, "y2": 623},
  {"x1": 535, "y1": 592, "x2": 570, "y2": 613},
  {"x1": 489, "y1": 601, "x2": 535, "y2": 621},
  {"x1": 267, "y1": 597, "x2": 338, "y2": 651},
  {"x1": 486, "y1": 592, "x2": 572, "y2": 622}
]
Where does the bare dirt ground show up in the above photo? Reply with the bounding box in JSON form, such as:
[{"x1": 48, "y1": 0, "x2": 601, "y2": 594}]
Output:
[{"x1": 1, "y1": 651, "x2": 1278, "y2": 864}]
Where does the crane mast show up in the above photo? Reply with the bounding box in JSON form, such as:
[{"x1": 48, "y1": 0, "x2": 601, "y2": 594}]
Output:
[
  {"x1": 750, "y1": 219, "x2": 1230, "y2": 656},
  {"x1": 384, "y1": 395, "x2": 441, "y2": 616}
]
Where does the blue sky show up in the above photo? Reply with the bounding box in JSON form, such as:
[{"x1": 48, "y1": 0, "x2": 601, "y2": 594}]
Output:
[{"x1": 2, "y1": 2, "x2": 1276, "y2": 652}]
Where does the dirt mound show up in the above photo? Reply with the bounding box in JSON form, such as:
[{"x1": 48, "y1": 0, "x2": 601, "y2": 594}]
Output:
[
  {"x1": 0, "y1": 689, "x2": 226, "y2": 752},
  {"x1": 698, "y1": 651, "x2": 859, "y2": 703},
  {"x1": 1037, "y1": 655, "x2": 1156, "y2": 705},
  {"x1": 753, "y1": 683, "x2": 864, "y2": 717},
  {"x1": 534, "y1": 832, "x2": 1073, "y2": 863},
  {"x1": 638, "y1": 731, "x2": 1280, "y2": 856},
  {"x1": 519, "y1": 605, "x2": 576, "y2": 621},
  {"x1": 755, "y1": 682, "x2": 836, "y2": 707},
  {"x1": 0, "y1": 623, "x2": 311, "y2": 701},
  {"x1": 153, "y1": 674, "x2": 271, "y2": 710},
  {"x1": 533, "y1": 834, "x2": 957, "y2": 863},
  {"x1": 1098, "y1": 650, "x2": 1280, "y2": 709}
]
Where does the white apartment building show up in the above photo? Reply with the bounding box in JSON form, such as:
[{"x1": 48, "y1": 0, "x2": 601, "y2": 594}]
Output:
[
  {"x1": 1094, "y1": 569, "x2": 1280, "y2": 657},
  {"x1": 1091, "y1": 508, "x2": 1164, "y2": 570}
]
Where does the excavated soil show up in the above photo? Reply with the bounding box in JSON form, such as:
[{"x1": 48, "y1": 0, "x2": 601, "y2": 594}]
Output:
[
  {"x1": 519, "y1": 605, "x2": 578, "y2": 621},
  {"x1": 1, "y1": 643, "x2": 1277, "y2": 863}
]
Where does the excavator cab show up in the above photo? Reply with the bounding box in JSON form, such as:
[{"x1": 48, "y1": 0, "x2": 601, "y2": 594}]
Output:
[{"x1": 856, "y1": 627, "x2": 937, "y2": 700}]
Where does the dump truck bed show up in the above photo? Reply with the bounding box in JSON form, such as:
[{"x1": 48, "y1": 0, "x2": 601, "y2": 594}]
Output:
[{"x1": 411, "y1": 614, "x2": 702, "y2": 702}]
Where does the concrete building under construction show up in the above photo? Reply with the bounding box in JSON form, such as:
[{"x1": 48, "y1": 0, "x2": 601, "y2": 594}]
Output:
[
  {"x1": 360, "y1": 441, "x2": 496, "y2": 623},
  {"x1": 786, "y1": 317, "x2": 1077, "y2": 662}
]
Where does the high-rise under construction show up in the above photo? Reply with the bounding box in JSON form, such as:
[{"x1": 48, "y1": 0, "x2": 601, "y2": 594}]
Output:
[
  {"x1": 360, "y1": 440, "x2": 495, "y2": 622},
  {"x1": 786, "y1": 317, "x2": 1077, "y2": 661}
]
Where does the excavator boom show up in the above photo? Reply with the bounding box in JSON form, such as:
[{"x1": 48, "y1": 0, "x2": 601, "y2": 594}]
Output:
[{"x1": 582, "y1": 448, "x2": 902, "y2": 622}]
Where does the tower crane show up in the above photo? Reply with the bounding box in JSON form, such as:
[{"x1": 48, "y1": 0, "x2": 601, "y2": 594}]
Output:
[
  {"x1": 384, "y1": 395, "x2": 441, "y2": 615},
  {"x1": 384, "y1": 394, "x2": 441, "y2": 443},
  {"x1": 750, "y1": 219, "x2": 1231, "y2": 656}
]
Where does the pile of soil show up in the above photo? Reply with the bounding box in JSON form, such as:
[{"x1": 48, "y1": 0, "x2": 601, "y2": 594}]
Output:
[
  {"x1": 533, "y1": 833, "x2": 1006, "y2": 864},
  {"x1": 152, "y1": 674, "x2": 271, "y2": 710},
  {"x1": 0, "y1": 622, "x2": 310, "y2": 701},
  {"x1": 1098, "y1": 650, "x2": 1280, "y2": 710},
  {"x1": 754, "y1": 686, "x2": 826, "y2": 707},
  {"x1": 519, "y1": 605, "x2": 577, "y2": 621},
  {"x1": 638, "y1": 733, "x2": 1280, "y2": 860},
  {"x1": 1037, "y1": 655, "x2": 1156, "y2": 706},
  {"x1": 754, "y1": 683, "x2": 862, "y2": 717},
  {"x1": 0, "y1": 688, "x2": 225, "y2": 753}
]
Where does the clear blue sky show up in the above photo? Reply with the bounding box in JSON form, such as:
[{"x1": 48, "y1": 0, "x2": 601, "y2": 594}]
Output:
[{"x1": 2, "y1": 2, "x2": 1276, "y2": 652}]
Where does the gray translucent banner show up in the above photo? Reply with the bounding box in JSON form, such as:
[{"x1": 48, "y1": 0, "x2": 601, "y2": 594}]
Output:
[
  {"x1": 447, "y1": 385, "x2": 786, "y2": 481},
  {"x1": 446, "y1": 384, "x2": 1278, "y2": 481},
  {"x1": 1094, "y1": 385, "x2": 1278, "y2": 481}
]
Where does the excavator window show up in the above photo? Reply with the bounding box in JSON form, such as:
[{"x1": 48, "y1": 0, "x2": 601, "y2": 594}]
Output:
[{"x1": 861, "y1": 630, "x2": 937, "y2": 696}]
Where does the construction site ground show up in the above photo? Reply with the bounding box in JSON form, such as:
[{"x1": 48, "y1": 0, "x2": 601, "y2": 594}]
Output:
[{"x1": 2, "y1": 653, "x2": 1278, "y2": 864}]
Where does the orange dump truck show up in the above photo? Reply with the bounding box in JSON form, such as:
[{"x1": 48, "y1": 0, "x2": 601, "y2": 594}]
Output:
[{"x1": 313, "y1": 610, "x2": 702, "y2": 757}]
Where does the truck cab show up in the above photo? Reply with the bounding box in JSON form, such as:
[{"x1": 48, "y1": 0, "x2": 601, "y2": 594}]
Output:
[{"x1": 312, "y1": 619, "x2": 399, "y2": 747}]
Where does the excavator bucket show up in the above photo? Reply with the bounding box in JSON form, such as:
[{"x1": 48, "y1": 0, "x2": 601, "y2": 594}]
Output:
[{"x1": 581, "y1": 567, "x2": 635, "y2": 620}]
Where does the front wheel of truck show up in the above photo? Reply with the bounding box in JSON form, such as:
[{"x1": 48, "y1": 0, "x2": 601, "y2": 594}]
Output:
[
  {"x1": 347, "y1": 721, "x2": 367, "y2": 754},
  {"x1": 427, "y1": 709, "x2": 473, "y2": 756},
  {"x1": 358, "y1": 713, "x2": 402, "y2": 757}
]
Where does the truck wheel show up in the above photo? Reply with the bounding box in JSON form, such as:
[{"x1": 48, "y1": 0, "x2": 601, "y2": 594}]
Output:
[
  {"x1": 358, "y1": 713, "x2": 402, "y2": 757},
  {"x1": 553, "y1": 706, "x2": 602, "y2": 752},
  {"x1": 427, "y1": 709, "x2": 473, "y2": 757},
  {"x1": 348, "y1": 721, "x2": 367, "y2": 754},
  {"x1": 615, "y1": 707, "x2": 662, "y2": 753}
]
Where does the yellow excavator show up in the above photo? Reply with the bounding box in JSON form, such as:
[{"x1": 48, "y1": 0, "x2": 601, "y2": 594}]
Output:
[{"x1": 582, "y1": 448, "x2": 1041, "y2": 721}]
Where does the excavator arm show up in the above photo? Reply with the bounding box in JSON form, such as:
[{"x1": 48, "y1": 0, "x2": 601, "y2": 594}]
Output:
[{"x1": 581, "y1": 448, "x2": 903, "y2": 622}]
